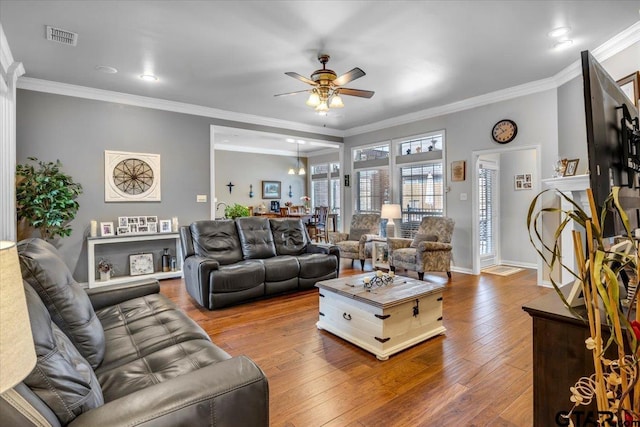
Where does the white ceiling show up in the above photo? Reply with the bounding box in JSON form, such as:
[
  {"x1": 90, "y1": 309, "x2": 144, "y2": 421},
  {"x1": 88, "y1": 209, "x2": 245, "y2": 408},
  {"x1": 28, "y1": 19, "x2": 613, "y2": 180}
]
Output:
[{"x1": 2, "y1": 1, "x2": 639, "y2": 154}]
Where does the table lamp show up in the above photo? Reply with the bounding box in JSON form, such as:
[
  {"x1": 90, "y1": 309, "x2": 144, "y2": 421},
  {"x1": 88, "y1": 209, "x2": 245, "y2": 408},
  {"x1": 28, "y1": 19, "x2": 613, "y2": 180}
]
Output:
[
  {"x1": 0, "y1": 241, "x2": 37, "y2": 414},
  {"x1": 381, "y1": 204, "x2": 402, "y2": 238}
]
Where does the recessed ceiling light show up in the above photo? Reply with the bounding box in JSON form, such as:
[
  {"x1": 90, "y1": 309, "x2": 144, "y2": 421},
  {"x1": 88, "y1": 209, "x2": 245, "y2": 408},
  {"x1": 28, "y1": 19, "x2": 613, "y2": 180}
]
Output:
[
  {"x1": 95, "y1": 65, "x2": 117, "y2": 74},
  {"x1": 139, "y1": 74, "x2": 158, "y2": 82},
  {"x1": 296, "y1": 139, "x2": 306, "y2": 144},
  {"x1": 548, "y1": 27, "x2": 571, "y2": 38},
  {"x1": 286, "y1": 138, "x2": 295, "y2": 143},
  {"x1": 554, "y1": 39, "x2": 574, "y2": 50}
]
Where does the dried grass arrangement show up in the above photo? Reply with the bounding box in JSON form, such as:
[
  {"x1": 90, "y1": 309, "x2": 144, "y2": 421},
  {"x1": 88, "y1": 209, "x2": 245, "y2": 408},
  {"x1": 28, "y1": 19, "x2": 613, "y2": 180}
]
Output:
[{"x1": 528, "y1": 187, "x2": 640, "y2": 426}]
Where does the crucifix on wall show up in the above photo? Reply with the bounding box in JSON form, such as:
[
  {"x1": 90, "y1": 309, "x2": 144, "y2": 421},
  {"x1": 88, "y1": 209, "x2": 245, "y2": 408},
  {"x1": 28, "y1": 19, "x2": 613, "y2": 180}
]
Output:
[{"x1": 227, "y1": 182, "x2": 234, "y2": 193}]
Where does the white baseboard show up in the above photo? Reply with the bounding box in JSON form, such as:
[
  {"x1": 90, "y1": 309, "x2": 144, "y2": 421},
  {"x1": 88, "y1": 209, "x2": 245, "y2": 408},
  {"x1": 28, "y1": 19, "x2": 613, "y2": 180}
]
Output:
[
  {"x1": 451, "y1": 265, "x2": 473, "y2": 275},
  {"x1": 500, "y1": 259, "x2": 537, "y2": 269}
]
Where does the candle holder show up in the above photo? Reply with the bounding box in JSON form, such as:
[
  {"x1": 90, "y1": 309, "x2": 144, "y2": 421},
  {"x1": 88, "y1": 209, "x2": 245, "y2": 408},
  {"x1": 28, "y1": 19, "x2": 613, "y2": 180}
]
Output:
[{"x1": 363, "y1": 271, "x2": 395, "y2": 290}]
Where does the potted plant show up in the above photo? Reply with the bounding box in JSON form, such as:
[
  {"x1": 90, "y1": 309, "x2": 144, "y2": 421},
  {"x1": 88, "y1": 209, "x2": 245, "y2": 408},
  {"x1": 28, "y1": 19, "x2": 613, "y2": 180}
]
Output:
[
  {"x1": 528, "y1": 187, "x2": 640, "y2": 425},
  {"x1": 16, "y1": 157, "x2": 83, "y2": 241},
  {"x1": 97, "y1": 259, "x2": 113, "y2": 281},
  {"x1": 224, "y1": 203, "x2": 250, "y2": 219}
]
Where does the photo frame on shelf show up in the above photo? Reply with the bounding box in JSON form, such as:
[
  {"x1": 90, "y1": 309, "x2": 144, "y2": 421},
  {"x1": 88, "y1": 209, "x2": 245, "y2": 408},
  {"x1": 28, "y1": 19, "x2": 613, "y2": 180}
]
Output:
[
  {"x1": 159, "y1": 220, "x2": 172, "y2": 233},
  {"x1": 100, "y1": 222, "x2": 114, "y2": 236},
  {"x1": 563, "y1": 159, "x2": 579, "y2": 177},
  {"x1": 617, "y1": 71, "x2": 639, "y2": 108},
  {"x1": 451, "y1": 160, "x2": 466, "y2": 182},
  {"x1": 116, "y1": 216, "x2": 159, "y2": 235},
  {"x1": 129, "y1": 253, "x2": 154, "y2": 276},
  {"x1": 262, "y1": 180, "x2": 281, "y2": 199}
]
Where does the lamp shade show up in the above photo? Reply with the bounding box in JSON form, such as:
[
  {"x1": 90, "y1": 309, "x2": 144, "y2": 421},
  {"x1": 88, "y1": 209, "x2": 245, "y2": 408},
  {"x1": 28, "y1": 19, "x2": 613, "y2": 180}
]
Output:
[
  {"x1": 0, "y1": 241, "x2": 36, "y2": 394},
  {"x1": 381, "y1": 204, "x2": 402, "y2": 219}
]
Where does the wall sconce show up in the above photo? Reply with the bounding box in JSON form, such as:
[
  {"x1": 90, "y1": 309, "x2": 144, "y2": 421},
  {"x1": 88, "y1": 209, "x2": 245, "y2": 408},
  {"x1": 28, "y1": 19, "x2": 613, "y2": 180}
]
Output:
[
  {"x1": 288, "y1": 185, "x2": 293, "y2": 198},
  {"x1": 249, "y1": 184, "x2": 254, "y2": 198}
]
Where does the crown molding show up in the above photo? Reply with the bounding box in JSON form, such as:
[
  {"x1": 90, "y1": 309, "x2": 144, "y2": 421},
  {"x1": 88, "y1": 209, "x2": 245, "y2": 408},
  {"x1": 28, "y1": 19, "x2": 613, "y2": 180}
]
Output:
[
  {"x1": 345, "y1": 21, "x2": 640, "y2": 138},
  {"x1": 16, "y1": 77, "x2": 344, "y2": 138},
  {"x1": 344, "y1": 77, "x2": 558, "y2": 137}
]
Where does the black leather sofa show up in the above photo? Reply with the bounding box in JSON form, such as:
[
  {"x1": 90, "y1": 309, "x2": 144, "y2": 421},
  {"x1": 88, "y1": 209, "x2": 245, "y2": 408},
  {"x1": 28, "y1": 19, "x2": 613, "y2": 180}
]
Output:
[
  {"x1": 180, "y1": 217, "x2": 340, "y2": 309},
  {"x1": 0, "y1": 238, "x2": 268, "y2": 427}
]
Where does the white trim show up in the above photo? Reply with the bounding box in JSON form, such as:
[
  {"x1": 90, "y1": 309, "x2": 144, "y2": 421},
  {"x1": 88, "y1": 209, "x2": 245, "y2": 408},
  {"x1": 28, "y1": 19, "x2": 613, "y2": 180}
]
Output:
[
  {"x1": 499, "y1": 260, "x2": 538, "y2": 270},
  {"x1": 451, "y1": 265, "x2": 473, "y2": 275},
  {"x1": 17, "y1": 77, "x2": 344, "y2": 138},
  {"x1": 210, "y1": 125, "x2": 216, "y2": 220},
  {"x1": 471, "y1": 145, "x2": 543, "y2": 284},
  {"x1": 213, "y1": 143, "x2": 298, "y2": 157},
  {"x1": 345, "y1": 21, "x2": 640, "y2": 138}
]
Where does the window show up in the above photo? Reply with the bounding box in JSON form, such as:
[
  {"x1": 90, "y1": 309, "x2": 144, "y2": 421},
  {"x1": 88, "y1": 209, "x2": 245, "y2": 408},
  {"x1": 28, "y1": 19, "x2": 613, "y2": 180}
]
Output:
[
  {"x1": 399, "y1": 163, "x2": 444, "y2": 237},
  {"x1": 354, "y1": 144, "x2": 389, "y2": 162},
  {"x1": 399, "y1": 134, "x2": 443, "y2": 155},
  {"x1": 357, "y1": 168, "x2": 390, "y2": 212},
  {"x1": 311, "y1": 162, "x2": 341, "y2": 228}
]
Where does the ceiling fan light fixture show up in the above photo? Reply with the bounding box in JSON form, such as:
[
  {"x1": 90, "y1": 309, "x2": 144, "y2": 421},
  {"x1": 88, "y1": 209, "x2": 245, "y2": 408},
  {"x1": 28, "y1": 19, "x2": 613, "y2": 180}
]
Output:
[
  {"x1": 306, "y1": 91, "x2": 320, "y2": 107},
  {"x1": 329, "y1": 94, "x2": 344, "y2": 108},
  {"x1": 288, "y1": 167, "x2": 296, "y2": 175},
  {"x1": 298, "y1": 166, "x2": 306, "y2": 175},
  {"x1": 315, "y1": 100, "x2": 329, "y2": 113}
]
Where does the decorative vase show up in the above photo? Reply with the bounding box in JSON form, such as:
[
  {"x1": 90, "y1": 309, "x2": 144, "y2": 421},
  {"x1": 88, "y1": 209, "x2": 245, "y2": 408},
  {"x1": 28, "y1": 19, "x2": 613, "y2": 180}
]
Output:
[
  {"x1": 162, "y1": 248, "x2": 171, "y2": 272},
  {"x1": 100, "y1": 270, "x2": 110, "y2": 281}
]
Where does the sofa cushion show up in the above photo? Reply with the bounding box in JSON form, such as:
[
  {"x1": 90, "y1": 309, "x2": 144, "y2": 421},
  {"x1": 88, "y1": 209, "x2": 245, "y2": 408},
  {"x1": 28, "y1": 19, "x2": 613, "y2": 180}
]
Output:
[
  {"x1": 410, "y1": 233, "x2": 438, "y2": 248},
  {"x1": 210, "y1": 260, "x2": 265, "y2": 293},
  {"x1": 95, "y1": 293, "x2": 212, "y2": 371},
  {"x1": 97, "y1": 339, "x2": 230, "y2": 402},
  {"x1": 22, "y1": 284, "x2": 104, "y2": 425},
  {"x1": 236, "y1": 217, "x2": 277, "y2": 259},
  {"x1": 260, "y1": 255, "x2": 300, "y2": 282},
  {"x1": 297, "y1": 253, "x2": 339, "y2": 279},
  {"x1": 190, "y1": 220, "x2": 243, "y2": 265},
  {"x1": 18, "y1": 238, "x2": 106, "y2": 369},
  {"x1": 269, "y1": 219, "x2": 308, "y2": 255}
]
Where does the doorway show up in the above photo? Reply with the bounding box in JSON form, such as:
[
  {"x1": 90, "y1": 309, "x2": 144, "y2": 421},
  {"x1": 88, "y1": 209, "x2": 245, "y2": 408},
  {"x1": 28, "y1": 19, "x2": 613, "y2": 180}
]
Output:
[{"x1": 471, "y1": 145, "x2": 543, "y2": 284}]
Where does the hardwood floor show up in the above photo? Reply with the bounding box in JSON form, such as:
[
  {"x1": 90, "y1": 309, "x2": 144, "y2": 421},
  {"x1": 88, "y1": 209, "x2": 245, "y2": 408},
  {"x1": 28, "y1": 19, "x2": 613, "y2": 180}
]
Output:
[{"x1": 160, "y1": 262, "x2": 550, "y2": 427}]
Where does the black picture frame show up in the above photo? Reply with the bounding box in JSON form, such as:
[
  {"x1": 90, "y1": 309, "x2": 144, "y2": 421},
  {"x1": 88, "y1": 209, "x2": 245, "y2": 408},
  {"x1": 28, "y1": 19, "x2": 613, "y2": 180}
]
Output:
[
  {"x1": 563, "y1": 159, "x2": 579, "y2": 177},
  {"x1": 262, "y1": 180, "x2": 281, "y2": 199}
]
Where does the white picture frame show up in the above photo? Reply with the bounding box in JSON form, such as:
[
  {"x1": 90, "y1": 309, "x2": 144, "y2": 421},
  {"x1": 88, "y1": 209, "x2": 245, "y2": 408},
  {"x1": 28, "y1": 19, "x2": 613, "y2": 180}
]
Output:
[
  {"x1": 100, "y1": 222, "x2": 114, "y2": 236},
  {"x1": 129, "y1": 253, "x2": 154, "y2": 276},
  {"x1": 514, "y1": 173, "x2": 532, "y2": 190},
  {"x1": 105, "y1": 150, "x2": 161, "y2": 202},
  {"x1": 159, "y1": 220, "x2": 172, "y2": 233}
]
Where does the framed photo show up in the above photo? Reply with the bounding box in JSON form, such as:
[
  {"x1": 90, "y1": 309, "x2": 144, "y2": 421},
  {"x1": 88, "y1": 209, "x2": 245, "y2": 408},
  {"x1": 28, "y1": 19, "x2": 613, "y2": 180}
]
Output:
[
  {"x1": 451, "y1": 160, "x2": 466, "y2": 182},
  {"x1": 617, "y1": 71, "x2": 639, "y2": 108},
  {"x1": 262, "y1": 180, "x2": 281, "y2": 199},
  {"x1": 129, "y1": 253, "x2": 154, "y2": 276},
  {"x1": 100, "y1": 222, "x2": 114, "y2": 236},
  {"x1": 148, "y1": 222, "x2": 157, "y2": 233},
  {"x1": 117, "y1": 226, "x2": 129, "y2": 235},
  {"x1": 159, "y1": 220, "x2": 172, "y2": 233},
  {"x1": 514, "y1": 173, "x2": 533, "y2": 190},
  {"x1": 563, "y1": 159, "x2": 579, "y2": 177},
  {"x1": 118, "y1": 216, "x2": 128, "y2": 227}
]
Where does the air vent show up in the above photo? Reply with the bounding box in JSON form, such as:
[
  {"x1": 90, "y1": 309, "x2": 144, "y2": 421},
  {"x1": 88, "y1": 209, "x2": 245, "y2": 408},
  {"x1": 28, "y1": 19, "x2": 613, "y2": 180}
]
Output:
[{"x1": 45, "y1": 26, "x2": 78, "y2": 46}]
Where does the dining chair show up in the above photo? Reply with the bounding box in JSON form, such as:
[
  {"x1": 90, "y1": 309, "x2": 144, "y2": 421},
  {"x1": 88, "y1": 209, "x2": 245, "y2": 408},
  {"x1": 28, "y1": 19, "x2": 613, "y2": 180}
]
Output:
[{"x1": 308, "y1": 206, "x2": 329, "y2": 242}]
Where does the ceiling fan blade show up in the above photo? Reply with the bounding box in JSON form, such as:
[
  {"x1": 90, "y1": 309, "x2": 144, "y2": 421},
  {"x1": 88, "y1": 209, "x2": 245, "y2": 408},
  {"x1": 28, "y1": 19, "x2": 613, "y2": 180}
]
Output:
[
  {"x1": 332, "y1": 68, "x2": 365, "y2": 86},
  {"x1": 274, "y1": 89, "x2": 311, "y2": 97},
  {"x1": 338, "y1": 88, "x2": 375, "y2": 98},
  {"x1": 285, "y1": 72, "x2": 316, "y2": 86}
]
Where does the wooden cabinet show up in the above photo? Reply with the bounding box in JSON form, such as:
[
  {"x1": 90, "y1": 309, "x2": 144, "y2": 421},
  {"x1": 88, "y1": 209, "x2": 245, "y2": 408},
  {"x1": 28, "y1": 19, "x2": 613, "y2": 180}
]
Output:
[{"x1": 522, "y1": 290, "x2": 600, "y2": 426}]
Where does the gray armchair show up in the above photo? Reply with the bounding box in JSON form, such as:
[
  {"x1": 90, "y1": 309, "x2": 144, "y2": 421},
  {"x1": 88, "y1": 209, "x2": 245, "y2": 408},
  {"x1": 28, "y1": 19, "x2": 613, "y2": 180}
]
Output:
[
  {"x1": 388, "y1": 216, "x2": 454, "y2": 280},
  {"x1": 328, "y1": 213, "x2": 381, "y2": 269}
]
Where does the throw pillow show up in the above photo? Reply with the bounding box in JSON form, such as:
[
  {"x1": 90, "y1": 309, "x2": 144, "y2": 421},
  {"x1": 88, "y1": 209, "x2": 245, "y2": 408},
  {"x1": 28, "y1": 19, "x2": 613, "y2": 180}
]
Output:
[
  {"x1": 23, "y1": 284, "x2": 104, "y2": 425},
  {"x1": 410, "y1": 233, "x2": 438, "y2": 248}
]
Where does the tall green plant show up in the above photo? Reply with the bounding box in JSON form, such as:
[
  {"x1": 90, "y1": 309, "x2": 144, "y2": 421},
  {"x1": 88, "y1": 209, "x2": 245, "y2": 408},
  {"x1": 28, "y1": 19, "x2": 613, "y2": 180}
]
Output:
[{"x1": 16, "y1": 157, "x2": 83, "y2": 240}]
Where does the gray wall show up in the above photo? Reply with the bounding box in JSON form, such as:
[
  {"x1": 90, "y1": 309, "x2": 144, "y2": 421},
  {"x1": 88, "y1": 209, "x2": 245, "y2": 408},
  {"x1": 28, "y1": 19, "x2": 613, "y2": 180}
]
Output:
[
  {"x1": 344, "y1": 89, "x2": 558, "y2": 271},
  {"x1": 213, "y1": 150, "x2": 308, "y2": 214},
  {"x1": 16, "y1": 90, "x2": 213, "y2": 280},
  {"x1": 499, "y1": 148, "x2": 539, "y2": 267}
]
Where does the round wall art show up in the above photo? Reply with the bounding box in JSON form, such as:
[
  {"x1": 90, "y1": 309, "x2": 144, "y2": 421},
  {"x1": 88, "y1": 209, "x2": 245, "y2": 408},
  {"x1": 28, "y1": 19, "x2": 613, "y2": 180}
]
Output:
[{"x1": 105, "y1": 150, "x2": 161, "y2": 202}]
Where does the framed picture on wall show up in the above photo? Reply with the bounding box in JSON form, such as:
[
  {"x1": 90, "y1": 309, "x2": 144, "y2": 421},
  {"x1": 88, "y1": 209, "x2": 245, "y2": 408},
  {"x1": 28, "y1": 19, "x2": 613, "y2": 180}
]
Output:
[
  {"x1": 262, "y1": 180, "x2": 281, "y2": 199},
  {"x1": 617, "y1": 71, "x2": 639, "y2": 108},
  {"x1": 451, "y1": 161, "x2": 466, "y2": 182}
]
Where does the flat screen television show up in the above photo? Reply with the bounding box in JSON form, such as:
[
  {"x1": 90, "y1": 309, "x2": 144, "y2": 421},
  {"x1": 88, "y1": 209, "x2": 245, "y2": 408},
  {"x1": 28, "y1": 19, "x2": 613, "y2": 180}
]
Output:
[{"x1": 582, "y1": 50, "x2": 640, "y2": 237}]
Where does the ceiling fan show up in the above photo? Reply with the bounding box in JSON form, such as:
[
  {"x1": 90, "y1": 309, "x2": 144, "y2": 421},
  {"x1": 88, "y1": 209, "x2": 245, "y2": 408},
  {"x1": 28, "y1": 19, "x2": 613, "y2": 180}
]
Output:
[{"x1": 275, "y1": 54, "x2": 374, "y2": 114}]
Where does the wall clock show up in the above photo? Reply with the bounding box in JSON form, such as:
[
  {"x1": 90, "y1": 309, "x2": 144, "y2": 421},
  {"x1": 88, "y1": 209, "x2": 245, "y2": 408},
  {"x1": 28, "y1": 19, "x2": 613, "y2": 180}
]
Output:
[
  {"x1": 129, "y1": 253, "x2": 154, "y2": 276},
  {"x1": 105, "y1": 150, "x2": 161, "y2": 202},
  {"x1": 491, "y1": 119, "x2": 518, "y2": 144}
]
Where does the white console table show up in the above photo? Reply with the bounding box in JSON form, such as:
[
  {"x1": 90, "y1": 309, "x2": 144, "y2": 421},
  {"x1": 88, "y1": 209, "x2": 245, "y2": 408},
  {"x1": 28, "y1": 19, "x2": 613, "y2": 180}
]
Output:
[{"x1": 87, "y1": 233, "x2": 182, "y2": 288}]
